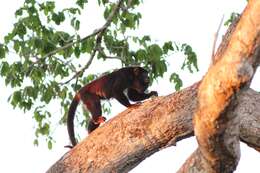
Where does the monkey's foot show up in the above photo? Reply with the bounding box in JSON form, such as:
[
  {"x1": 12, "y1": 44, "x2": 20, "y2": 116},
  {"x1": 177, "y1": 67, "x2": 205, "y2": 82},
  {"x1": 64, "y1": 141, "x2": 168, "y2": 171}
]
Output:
[
  {"x1": 94, "y1": 116, "x2": 107, "y2": 124},
  {"x1": 149, "y1": 91, "x2": 158, "y2": 97}
]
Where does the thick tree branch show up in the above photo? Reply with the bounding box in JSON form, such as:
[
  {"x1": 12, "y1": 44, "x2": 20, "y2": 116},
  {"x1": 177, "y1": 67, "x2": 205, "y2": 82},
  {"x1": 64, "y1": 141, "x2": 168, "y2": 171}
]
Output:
[
  {"x1": 46, "y1": 83, "x2": 198, "y2": 173},
  {"x1": 179, "y1": 1, "x2": 260, "y2": 172},
  {"x1": 46, "y1": 82, "x2": 260, "y2": 173}
]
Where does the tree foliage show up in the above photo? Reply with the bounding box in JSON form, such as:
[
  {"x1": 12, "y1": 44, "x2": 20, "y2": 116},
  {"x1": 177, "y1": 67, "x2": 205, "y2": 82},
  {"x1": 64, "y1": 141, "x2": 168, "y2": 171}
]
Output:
[{"x1": 0, "y1": 0, "x2": 198, "y2": 148}]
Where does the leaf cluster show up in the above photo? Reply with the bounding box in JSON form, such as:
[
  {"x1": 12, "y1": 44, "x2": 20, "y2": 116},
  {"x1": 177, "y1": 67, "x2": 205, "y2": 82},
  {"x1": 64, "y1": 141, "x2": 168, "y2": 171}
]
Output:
[{"x1": 0, "y1": 0, "x2": 198, "y2": 148}]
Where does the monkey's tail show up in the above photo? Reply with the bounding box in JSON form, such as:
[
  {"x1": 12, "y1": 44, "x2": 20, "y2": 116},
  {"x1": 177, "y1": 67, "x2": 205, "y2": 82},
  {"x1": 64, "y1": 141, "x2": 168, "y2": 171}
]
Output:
[{"x1": 67, "y1": 94, "x2": 80, "y2": 147}]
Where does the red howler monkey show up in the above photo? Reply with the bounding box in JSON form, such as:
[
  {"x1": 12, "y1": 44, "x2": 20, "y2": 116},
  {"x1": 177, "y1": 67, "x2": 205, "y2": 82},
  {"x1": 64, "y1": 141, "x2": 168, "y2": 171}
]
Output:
[{"x1": 67, "y1": 67, "x2": 158, "y2": 147}]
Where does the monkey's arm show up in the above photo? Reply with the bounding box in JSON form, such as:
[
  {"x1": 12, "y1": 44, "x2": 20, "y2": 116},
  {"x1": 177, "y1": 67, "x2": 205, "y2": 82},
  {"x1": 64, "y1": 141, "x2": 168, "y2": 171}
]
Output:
[
  {"x1": 127, "y1": 88, "x2": 158, "y2": 102},
  {"x1": 114, "y1": 91, "x2": 133, "y2": 107}
]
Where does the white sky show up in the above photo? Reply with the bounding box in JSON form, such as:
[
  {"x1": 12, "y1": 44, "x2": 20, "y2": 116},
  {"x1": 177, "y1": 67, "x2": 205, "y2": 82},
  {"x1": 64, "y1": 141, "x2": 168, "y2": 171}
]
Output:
[{"x1": 0, "y1": 0, "x2": 259, "y2": 173}]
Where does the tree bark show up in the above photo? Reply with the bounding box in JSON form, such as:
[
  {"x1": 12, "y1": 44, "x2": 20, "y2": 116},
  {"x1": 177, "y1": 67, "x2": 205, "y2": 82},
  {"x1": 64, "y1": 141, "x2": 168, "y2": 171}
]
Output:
[
  {"x1": 178, "y1": 0, "x2": 260, "y2": 172},
  {"x1": 47, "y1": 1, "x2": 260, "y2": 172},
  {"x1": 46, "y1": 87, "x2": 260, "y2": 173}
]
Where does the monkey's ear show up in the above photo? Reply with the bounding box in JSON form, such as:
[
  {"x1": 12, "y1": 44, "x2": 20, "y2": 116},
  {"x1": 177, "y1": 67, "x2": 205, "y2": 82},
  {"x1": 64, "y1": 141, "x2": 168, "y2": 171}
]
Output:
[{"x1": 133, "y1": 67, "x2": 139, "y2": 76}]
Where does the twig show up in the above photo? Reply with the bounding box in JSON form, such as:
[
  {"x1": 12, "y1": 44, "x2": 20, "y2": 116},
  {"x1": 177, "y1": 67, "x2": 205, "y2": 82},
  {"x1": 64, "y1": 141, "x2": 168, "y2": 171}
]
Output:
[
  {"x1": 61, "y1": 45, "x2": 97, "y2": 85},
  {"x1": 60, "y1": 33, "x2": 103, "y2": 85},
  {"x1": 97, "y1": 46, "x2": 126, "y2": 62},
  {"x1": 43, "y1": 0, "x2": 123, "y2": 58},
  {"x1": 59, "y1": 0, "x2": 125, "y2": 85},
  {"x1": 211, "y1": 15, "x2": 224, "y2": 64},
  {"x1": 31, "y1": 0, "x2": 124, "y2": 69}
]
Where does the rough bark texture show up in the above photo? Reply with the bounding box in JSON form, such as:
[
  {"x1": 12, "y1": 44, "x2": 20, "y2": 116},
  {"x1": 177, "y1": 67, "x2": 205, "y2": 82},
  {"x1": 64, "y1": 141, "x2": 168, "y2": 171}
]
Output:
[
  {"x1": 239, "y1": 90, "x2": 260, "y2": 152},
  {"x1": 47, "y1": 1, "x2": 260, "y2": 173},
  {"x1": 47, "y1": 83, "x2": 198, "y2": 173},
  {"x1": 178, "y1": 0, "x2": 260, "y2": 172},
  {"x1": 46, "y1": 86, "x2": 260, "y2": 173}
]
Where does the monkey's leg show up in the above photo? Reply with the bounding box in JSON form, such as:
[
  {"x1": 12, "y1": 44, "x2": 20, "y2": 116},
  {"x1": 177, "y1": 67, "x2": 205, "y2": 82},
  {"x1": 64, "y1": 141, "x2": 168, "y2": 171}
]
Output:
[{"x1": 82, "y1": 93, "x2": 106, "y2": 133}]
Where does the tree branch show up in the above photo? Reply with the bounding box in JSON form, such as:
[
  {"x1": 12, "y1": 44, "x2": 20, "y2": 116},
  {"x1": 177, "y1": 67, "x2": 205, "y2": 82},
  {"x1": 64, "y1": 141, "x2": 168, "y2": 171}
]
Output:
[
  {"x1": 97, "y1": 45, "x2": 126, "y2": 62},
  {"x1": 59, "y1": 0, "x2": 126, "y2": 85},
  {"x1": 178, "y1": 1, "x2": 260, "y2": 172},
  {"x1": 211, "y1": 15, "x2": 224, "y2": 64},
  {"x1": 29, "y1": 0, "x2": 124, "y2": 76},
  {"x1": 46, "y1": 82, "x2": 260, "y2": 173},
  {"x1": 60, "y1": 34, "x2": 100, "y2": 85},
  {"x1": 44, "y1": 0, "x2": 123, "y2": 59}
]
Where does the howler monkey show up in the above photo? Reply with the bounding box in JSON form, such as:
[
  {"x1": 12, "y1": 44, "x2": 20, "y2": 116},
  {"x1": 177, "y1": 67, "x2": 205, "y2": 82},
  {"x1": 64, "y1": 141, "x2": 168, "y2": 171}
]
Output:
[{"x1": 67, "y1": 66, "x2": 158, "y2": 147}]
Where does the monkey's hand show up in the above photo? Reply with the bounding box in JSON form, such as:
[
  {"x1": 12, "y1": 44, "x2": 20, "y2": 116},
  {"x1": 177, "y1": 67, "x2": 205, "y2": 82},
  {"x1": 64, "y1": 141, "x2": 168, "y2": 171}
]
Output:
[
  {"x1": 128, "y1": 102, "x2": 142, "y2": 109},
  {"x1": 149, "y1": 91, "x2": 158, "y2": 97}
]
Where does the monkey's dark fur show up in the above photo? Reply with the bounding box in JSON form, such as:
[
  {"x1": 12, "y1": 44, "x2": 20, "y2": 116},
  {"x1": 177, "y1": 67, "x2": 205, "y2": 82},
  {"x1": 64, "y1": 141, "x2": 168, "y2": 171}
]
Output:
[{"x1": 67, "y1": 67, "x2": 158, "y2": 147}]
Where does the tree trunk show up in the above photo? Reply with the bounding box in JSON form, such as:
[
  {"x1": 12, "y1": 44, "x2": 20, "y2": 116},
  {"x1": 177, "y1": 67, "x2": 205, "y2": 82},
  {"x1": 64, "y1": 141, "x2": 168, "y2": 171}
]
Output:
[
  {"x1": 178, "y1": 0, "x2": 260, "y2": 172},
  {"x1": 47, "y1": 0, "x2": 260, "y2": 172}
]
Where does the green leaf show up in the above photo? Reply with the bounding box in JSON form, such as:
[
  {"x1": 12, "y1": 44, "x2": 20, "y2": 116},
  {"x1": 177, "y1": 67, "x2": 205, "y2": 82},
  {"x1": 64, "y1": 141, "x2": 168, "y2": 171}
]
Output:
[
  {"x1": 25, "y1": 0, "x2": 36, "y2": 4},
  {"x1": 224, "y1": 12, "x2": 239, "y2": 26},
  {"x1": 48, "y1": 140, "x2": 52, "y2": 149},
  {"x1": 28, "y1": 6, "x2": 37, "y2": 15},
  {"x1": 24, "y1": 86, "x2": 38, "y2": 99},
  {"x1": 30, "y1": 68, "x2": 44, "y2": 82},
  {"x1": 40, "y1": 123, "x2": 50, "y2": 135},
  {"x1": 104, "y1": 5, "x2": 112, "y2": 19},
  {"x1": 52, "y1": 12, "x2": 65, "y2": 25},
  {"x1": 135, "y1": 49, "x2": 147, "y2": 60},
  {"x1": 59, "y1": 87, "x2": 67, "y2": 100},
  {"x1": 41, "y1": 1, "x2": 55, "y2": 15},
  {"x1": 70, "y1": 18, "x2": 81, "y2": 30},
  {"x1": 11, "y1": 91, "x2": 22, "y2": 107},
  {"x1": 0, "y1": 61, "x2": 9, "y2": 75},
  {"x1": 15, "y1": 9, "x2": 23, "y2": 17},
  {"x1": 162, "y1": 41, "x2": 174, "y2": 54},
  {"x1": 140, "y1": 35, "x2": 151, "y2": 44},
  {"x1": 0, "y1": 45, "x2": 6, "y2": 59},
  {"x1": 121, "y1": 12, "x2": 141, "y2": 29},
  {"x1": 81, "y1": 38, "x2": 95, "y2": 53},
  {"x1": 4, "y1": 32, "x2": 15, "y2": 44},
  {"x1": 170, "y1": 73, "x2": 183, "y2": 91},
  {"x1": 34, "y1": 110, "x2": 45, "y2": 123},
  {"x1": 66, "y1": 8, "x2": 81, "y2": 15},
  {"x1": 148, "y1": 44, "x2": 163, "y2": 61},
  {"x1": 129, "y1": 0, "x2": 140, "y2": 7},
  {"x1": 76, "y1": 0, "x2": 88, "y2": 9},
  {"x1": 74, "y1": 46, "x2": 81, "y2": 58},
  {"x1": 13, "y1": 40, "x2": 20, "y2": 53},
  {"x1": 75, "y1": 20, "x2": 80, "y2": 30},
  {"x1": 41, "y1": 85, "x2": 54, "y2": 104},
  {"x1": 33, "y1": 139, "x2": 39, "y2": 146},
  {"x1": 43, "y1": 42, "x2": 56, "y2": 54},
  {"x1": 181, "y1": 44, "x2": 198, "y2": 73},
  {"x1": 16, "y1": 23, "x2": 27, "y2": 38},
  {"x1": 70, "y1": 17, "x2": 76, "y2": 28}
]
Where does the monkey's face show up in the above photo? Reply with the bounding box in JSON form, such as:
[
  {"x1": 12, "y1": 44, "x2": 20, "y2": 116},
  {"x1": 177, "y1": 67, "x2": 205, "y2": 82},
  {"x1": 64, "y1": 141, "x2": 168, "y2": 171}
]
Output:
[{"x1": 132, "y1": 69, "x2": 150, "y2": 93}]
